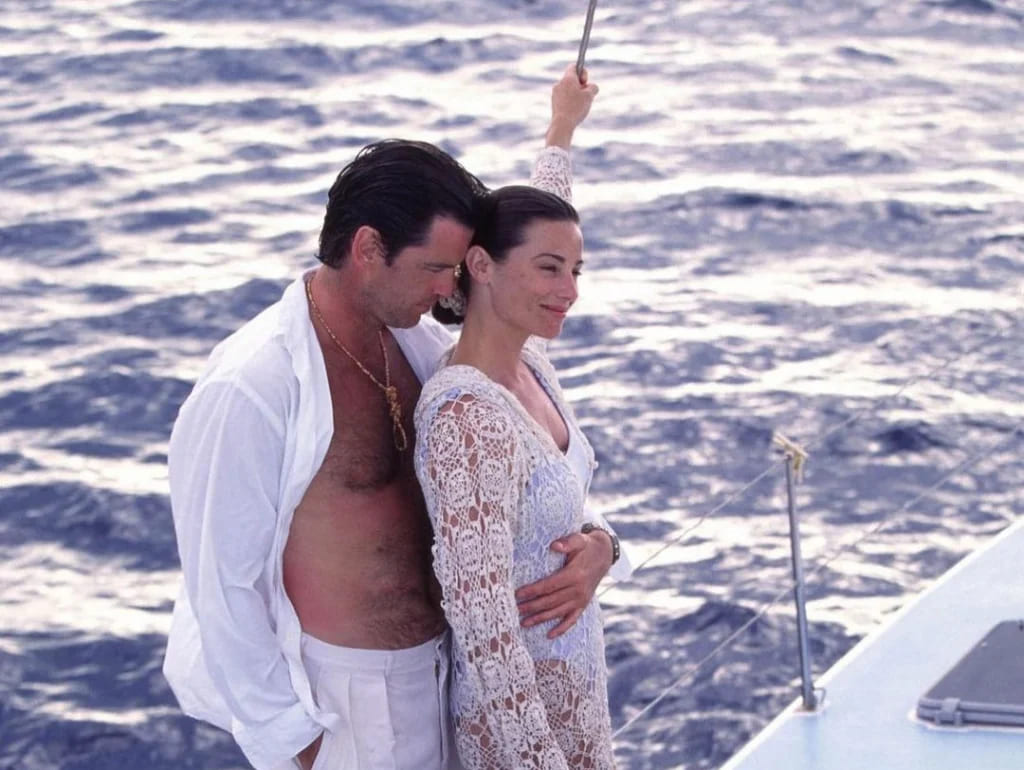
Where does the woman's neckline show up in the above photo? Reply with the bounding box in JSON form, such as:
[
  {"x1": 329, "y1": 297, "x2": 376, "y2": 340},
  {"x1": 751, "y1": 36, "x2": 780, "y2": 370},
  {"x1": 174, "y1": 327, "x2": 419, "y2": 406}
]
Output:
[{"x1": 442, "y1": 356, "x2": 572, "y2": 457}]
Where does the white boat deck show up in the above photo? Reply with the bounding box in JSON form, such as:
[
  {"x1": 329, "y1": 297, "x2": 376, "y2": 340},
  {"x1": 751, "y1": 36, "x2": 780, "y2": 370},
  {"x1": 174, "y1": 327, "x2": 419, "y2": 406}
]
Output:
[{"x1": 721, "y1": 517, "x2": 1024, "y2": 770}]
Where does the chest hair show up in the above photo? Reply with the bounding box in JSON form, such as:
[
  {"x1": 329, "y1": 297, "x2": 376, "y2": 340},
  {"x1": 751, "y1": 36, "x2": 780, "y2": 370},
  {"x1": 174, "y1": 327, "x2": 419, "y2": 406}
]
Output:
[{"x1": 319, "y1": 340, "x2": 422, "y2": 490}]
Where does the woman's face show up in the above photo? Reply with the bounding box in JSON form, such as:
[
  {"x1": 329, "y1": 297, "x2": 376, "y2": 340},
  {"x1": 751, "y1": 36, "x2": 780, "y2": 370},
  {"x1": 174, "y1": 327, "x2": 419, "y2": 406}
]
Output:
[{"x1": 489, "y1": 218, "x2": 583, "y2": 339}]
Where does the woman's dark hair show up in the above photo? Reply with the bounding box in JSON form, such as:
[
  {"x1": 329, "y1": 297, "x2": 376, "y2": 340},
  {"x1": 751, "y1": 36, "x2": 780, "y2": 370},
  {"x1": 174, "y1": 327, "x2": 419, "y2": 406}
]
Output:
[
  {"x1": 432, "y1": 185, "x2": 579, "y2": 325},
  {"x1": 317, "y1": 139, "x2": 487, "y2": 268}
]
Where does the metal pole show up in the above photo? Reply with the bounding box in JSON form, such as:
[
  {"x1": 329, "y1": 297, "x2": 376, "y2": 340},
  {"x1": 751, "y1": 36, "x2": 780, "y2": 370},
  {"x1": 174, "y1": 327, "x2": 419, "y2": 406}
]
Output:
[
  {"x1": 784, "y1": 455, "x2": 818, "y2": 710},
  {"x1": 576, "y1": 0, "x2": 599, "y2": 78}
]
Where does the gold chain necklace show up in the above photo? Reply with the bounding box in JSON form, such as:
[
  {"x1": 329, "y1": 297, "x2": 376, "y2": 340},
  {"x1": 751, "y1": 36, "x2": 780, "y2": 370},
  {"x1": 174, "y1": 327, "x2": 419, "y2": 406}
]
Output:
[{"x1": 305, "y1": 278, "x2": 408, "y2": 451}]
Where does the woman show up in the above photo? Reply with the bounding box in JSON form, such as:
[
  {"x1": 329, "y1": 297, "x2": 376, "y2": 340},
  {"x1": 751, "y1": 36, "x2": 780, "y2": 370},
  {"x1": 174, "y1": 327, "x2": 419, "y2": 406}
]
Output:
[{"x1": 414, "y1": 184, "x2": 616, "y2": 769}]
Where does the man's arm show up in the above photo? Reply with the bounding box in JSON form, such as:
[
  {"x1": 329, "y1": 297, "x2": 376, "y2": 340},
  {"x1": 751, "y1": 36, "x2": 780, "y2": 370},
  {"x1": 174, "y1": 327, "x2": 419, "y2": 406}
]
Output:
[
  {"x1": 168, "y1": 380, "x2": 322, "y2": 770},
  {"x1": 583, "y1": 509, "x2": 634, "y2": 581}
]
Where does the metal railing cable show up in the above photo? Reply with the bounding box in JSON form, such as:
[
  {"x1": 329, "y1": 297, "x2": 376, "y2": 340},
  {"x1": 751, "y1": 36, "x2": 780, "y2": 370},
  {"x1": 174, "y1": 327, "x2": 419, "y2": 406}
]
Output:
[
  {"x1": 611, "y1": 573, "x2": 797, "y2": 739},
  {"x1": 599, "y1": 462, "x2": 782, "y2": 598},
  {"x1": 599, "y1": 315, "x2": 1021, "y2": 598},
  {"x1": 802, "y1": 420, "x2": 1023, "y2": 586},
  {"x1": 799, "y1": 318, "x2": 1021, "y2": 455},
  {"x1": 611, "y1": 418, "x2": 1023, "y2": 739}
]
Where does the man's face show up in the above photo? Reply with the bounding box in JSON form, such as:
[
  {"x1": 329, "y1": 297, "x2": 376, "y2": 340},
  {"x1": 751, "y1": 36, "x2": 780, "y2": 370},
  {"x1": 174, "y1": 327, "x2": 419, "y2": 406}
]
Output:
[{"x1": 367, "y1": 216, "x2": 473, "y2": 328}]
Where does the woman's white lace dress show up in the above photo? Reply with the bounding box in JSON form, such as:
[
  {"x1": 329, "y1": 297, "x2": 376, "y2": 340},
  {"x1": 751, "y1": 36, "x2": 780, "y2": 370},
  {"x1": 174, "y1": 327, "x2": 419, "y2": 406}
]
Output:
[{"x1": 414, "y1": 337, "x2": 615, "y2": 770}]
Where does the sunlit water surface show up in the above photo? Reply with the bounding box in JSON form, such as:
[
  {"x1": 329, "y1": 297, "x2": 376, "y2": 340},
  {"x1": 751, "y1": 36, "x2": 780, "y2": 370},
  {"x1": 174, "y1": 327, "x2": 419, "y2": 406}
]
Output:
[{"x1": 1, "y1": 1, "x2": 1022, "y2": 768}]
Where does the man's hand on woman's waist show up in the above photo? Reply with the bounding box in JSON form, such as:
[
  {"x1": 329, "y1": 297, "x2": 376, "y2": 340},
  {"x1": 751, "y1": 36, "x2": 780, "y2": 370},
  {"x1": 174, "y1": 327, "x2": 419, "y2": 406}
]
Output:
[{"x1": 513, "y1": 528, "x2": 615, "y2": 639}]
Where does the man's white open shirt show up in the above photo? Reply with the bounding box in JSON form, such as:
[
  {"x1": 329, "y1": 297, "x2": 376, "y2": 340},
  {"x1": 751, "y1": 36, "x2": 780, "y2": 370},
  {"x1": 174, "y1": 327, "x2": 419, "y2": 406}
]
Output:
[{"x1": 164, "y1": 272, "x2": 631, "y2": 770}]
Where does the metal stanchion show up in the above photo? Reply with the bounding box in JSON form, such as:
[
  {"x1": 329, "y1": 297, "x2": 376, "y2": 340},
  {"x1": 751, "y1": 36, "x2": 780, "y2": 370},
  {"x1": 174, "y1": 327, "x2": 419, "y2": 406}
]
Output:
[
  {"x1": 774, "y1": 433, "x2": 818, "y2": 710},
  {"x1": 576, "y1": 0, "x2": 599, "y2": 78}
]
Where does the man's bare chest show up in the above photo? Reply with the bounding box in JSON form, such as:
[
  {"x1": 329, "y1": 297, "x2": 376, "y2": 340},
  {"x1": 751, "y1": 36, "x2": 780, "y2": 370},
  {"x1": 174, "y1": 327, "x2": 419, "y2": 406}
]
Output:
[{"x1": 318, "y1": 349, "x2": 422, "y2": 491}]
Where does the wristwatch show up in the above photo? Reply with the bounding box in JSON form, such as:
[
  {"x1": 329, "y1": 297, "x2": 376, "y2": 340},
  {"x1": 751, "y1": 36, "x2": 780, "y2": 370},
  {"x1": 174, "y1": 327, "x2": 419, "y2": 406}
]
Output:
[{"x1": 581, "y1": 522, "x2": 620, "y2": 565}]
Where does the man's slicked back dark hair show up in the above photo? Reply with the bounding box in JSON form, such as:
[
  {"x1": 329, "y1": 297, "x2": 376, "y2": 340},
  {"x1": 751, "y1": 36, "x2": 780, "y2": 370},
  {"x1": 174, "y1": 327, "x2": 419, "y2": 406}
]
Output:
[
  {"x1": 317, "y1": 139, "x2": 487, "y2": 268},
  {"x1": 432, "y1": 185, "x2": 580, "y2": 325}
]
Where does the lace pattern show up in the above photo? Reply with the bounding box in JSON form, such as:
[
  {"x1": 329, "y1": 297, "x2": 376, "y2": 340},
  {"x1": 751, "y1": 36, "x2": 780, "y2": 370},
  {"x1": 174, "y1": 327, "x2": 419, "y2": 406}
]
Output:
[
  {"x1": 414, "y1": 341, "x2": 614, "y2": 770},
  {"x1": 530, "y1": 147, "x2": 573, "y2": 204}
]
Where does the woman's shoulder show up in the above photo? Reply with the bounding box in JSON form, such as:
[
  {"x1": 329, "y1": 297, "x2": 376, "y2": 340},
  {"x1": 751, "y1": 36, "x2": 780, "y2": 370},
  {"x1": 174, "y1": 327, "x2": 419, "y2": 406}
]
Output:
[{"x1": 415, "y1": 364, "x2": 511, "y2": 424}]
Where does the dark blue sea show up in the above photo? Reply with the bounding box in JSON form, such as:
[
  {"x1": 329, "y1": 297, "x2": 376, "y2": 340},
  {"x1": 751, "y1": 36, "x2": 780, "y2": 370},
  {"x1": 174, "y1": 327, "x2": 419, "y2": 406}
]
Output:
[{"x1": 1, "y1": 0, "x2": 1022, "y2": 768}]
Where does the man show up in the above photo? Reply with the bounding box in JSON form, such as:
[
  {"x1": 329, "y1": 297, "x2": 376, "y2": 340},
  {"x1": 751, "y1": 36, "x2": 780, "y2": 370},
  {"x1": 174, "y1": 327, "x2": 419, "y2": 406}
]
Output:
[{"x1": 164, "y1": 66, "x2": 627, "y2": 770}]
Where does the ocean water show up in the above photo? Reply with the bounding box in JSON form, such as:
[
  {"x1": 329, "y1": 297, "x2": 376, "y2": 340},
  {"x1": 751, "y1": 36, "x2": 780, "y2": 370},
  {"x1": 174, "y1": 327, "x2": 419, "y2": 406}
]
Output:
[{"x1": 1, "y1": 0, "x2": 1022, "y2": 768}]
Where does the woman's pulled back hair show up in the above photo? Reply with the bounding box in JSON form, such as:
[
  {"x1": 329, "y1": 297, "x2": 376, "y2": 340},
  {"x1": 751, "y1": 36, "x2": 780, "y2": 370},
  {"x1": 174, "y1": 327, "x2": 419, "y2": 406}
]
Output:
[
  {"x1": 433, "y1": 185, "x2": 579, "y2": 325},
  {"x1": 317, "y1": 139, "x2": 487, "y2": 268}
]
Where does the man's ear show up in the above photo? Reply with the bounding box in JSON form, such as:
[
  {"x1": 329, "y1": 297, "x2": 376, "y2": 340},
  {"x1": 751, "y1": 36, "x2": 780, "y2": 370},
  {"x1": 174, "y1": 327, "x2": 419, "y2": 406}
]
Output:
[
  {"x1": 351, "y1": 225, "x2": 385, "y2": 267},
  {"x1": 465, "y1": 245, "x2": 492, "y2": 283}
]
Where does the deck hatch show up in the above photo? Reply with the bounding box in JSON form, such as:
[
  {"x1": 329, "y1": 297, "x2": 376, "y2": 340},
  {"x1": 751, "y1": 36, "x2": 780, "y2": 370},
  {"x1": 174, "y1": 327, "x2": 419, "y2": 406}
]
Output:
[{"x1": 917, "y1": 620, "x2": 1024, "y2": 728}]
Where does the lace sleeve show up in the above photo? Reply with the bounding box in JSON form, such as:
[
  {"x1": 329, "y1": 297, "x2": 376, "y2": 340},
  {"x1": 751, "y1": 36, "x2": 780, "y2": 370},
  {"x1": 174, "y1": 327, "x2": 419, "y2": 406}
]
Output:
[
  {"x1": 418, "y1": 393, "x2": 570, "y2": 770},
  {"x1": 530, "y1": 146, "x2": 572, "y2": 203}
]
